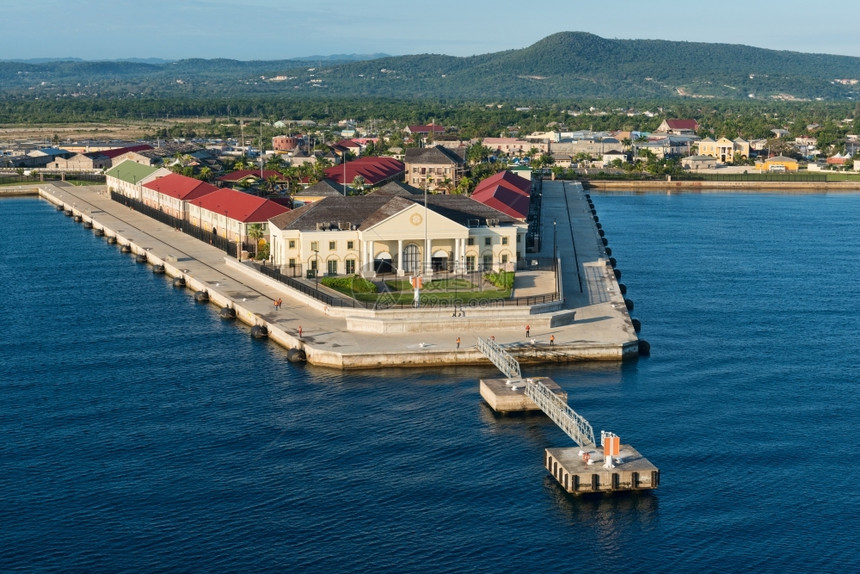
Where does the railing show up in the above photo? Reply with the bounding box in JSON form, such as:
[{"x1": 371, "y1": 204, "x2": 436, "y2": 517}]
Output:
[
  {"x1": 110, "y1": 191, "x2": 250, "y2": 256},
  {"x1": 475, "y1": 336, "x2": 596, "y2": 448},
  {"x1": 254, "y1": 262, "x2": 560, "y2": 309},
  {"x1": 524, "y1": 379, "x2": 596, "y2": 448},
  {"x1": 476, "y1": 336, "x2": 521, "y2": 379}
]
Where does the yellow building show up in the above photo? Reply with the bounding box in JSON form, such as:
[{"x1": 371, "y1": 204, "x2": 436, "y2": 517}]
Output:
[
  {"x1": 755, "y1": 155, "x2": 800, "y2": 172},
  {"x1": 698, "y1": 137, "x2": 750, "y2": 163},
  {"x1": 269, "y1": 190, "x2": 526, "y2": 278}
]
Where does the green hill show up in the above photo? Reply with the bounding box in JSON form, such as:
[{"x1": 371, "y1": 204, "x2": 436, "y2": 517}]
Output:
[{"x1": 1, "y1": 32, "x2": 858, "y2": 101}]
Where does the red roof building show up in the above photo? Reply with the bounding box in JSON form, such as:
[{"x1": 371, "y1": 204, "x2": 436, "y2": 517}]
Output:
[
  {"x1": 324, "y1": 156, "x2": 405, "y2": 189},
  {"x1": 470, "y1": 171, "x2": 532, "y2": 220},
  {"x1": 217, "y1": 170, "x2": 287, "y2": 185},
  {"x1": 187, "y1": 188, "x2": 290, "y2": 243},
  {"x1": 141, "y1": 173, "x2": 218, "y2": 219},
  {"x1": 406, "y1": 124, "x2": 446, "y2": 135},
  {"x1": 100, "y1": 144, "x2": 154, "y2": 159},
  {"x1": 656, "y1": 119, "x2": 699, "y2": 135}
]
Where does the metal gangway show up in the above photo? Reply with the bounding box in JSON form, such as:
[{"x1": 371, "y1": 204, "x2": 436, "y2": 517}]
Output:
[{"x1": 477, "y1": 337, "x2": 596, "y2": 449}]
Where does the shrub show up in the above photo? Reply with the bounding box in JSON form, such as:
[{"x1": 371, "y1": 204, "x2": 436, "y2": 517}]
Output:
[
  {"x1": 321, "y1": 275, "x2": 378, "y2": 294},
  {"x1": 484, "y1": 271, "x2": 514, "y2": 289}
]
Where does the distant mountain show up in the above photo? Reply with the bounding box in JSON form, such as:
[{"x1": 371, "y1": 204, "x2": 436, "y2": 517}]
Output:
[
  {"x1": 292, "y1": 53, "x2": 391, "y2": 62},
  {"x1": 1, "y1": 33, "x2": 858, "y2": 101}
]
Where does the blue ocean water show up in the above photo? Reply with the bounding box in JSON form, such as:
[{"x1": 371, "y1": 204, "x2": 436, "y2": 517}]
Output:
[{"x1": 1, "y1": 192, "x2": 857, "y2": 573}]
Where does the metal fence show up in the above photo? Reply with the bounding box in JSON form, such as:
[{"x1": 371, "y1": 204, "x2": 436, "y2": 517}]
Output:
[
  {"x1": 110, "y1": 191, "x2": 254, "y2": 256},
  {"x1": 252, "y1": 261, "x2": 559, "y2": 310},
  {"x1": 0, "y1": 172, "x2": 106, "y2": 185}
]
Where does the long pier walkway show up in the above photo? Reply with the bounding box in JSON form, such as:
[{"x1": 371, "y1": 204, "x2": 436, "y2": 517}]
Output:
[{"x1": 30, "y1": 180, "x2": 639, "y2": 368}]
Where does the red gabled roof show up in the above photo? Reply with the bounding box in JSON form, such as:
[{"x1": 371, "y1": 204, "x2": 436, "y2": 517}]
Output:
[
  {"x1": 472, "y1": 170, "x2": 531, "y2": 197},
  {"x1": 408, "y1": 124, "x2": 445, "y2": 134},
  {"x1": 101, "y1": 144, "x2": 154, "y2": 159},
  {"x1": 217, "y1": 169, "x2": 285, "y2": 183},
  {"x1": 471, "y1": 185, "x2": 530, "y2": 220},
  {"x1": 325, "y1": 156, "x2": 405, "y2": 186},
  {"x1": 188, "y1": 188, "x2": 290, "y2": 223},
  {"x1": 335, "y1": 139, "x2": 362, "y2": 149},
  {"x1": 666, "y1": 119, "x2": 699, "y2": 130},
  {"x1": 143, "y1": 173, "x2": 218, "y2": 200}
]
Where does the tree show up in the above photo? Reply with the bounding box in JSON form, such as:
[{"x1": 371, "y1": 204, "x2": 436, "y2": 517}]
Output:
[
  {"x1": 247, "y1": 224, "x2": 264, "y2": 257},
  {"x1": 351, "y1": 174, "x2": 366, "y2": 193},
  {"x1": 266, "y1": 154, "x2": 284, "y2": 170}
]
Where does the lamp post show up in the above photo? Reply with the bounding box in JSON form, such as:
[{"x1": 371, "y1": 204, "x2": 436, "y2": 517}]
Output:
[
  {"x1": 553, "y1": 218, "x2": 558, "y2": 264},
  {"x1": 424, "y1": 175, "x2": 433, "y2": 276},
  {"x1": 313, "y1": 248, "x2": 319, "y2": 290}
]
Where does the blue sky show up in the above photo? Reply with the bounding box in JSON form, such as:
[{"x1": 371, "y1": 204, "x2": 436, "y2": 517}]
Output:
[{"x1": 2, "y1": 0, "x2": 858, "y2": 61}]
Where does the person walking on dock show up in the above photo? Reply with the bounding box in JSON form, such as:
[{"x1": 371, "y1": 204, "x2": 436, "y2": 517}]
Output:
[
  {"x1": 456, "y1": 337, "x2": 460, "y2": 349},
  {"x1": 525, "y1": 324, "x2": 530, "y2": 338},
  {"x1": 550, "y1": 335, "x2": 555, "y2": 346},
  {"x1": 298, "y1": 325, "x2": 303, "y2": 338}
]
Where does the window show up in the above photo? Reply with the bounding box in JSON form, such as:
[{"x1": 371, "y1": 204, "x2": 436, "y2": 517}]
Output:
[
  {"x1": 402, "y1": 244, "x2": 420, "y2": 273},
  {"x1": 345, "y1": 259, "x2": 356, "y2": 275},
  {"x1": 329, "y1": 240, "x2": 336, "y2": 250},
  {"x1": 288, "y1": 240, "x2": 296, "y2": 249},
  {"x1": 347, "y1": 241, "x2": 354, "y2": 250},
  {"x1": 502, "y1": 237, "x2": 508, "y2": 245},
  {"x1": 310, "y1": 241, "x2": 319, "y2": 251},
  {"x1": 310, "y1": 259, "x2": 318, "y2": 271},
  {"x1": 516, "y1": 235, "x2": 521, "y2": 244},
  {"x1": 484, "y1": 237, "x2": 492, "y2": 246},
  {"x1": 467, "y1": 237, "x2": 475, "y2": 246},
  {"x1": 327, "y1": 260, "x2": 338, "y2": 276},
  {"x1": 483, "y1": 254, "x2": 492, "y2": 269},
  {"x1": 466, "y1": 255, "x2": 476, "y2": 272},
  {"x1": 501, "y1": 254, "x2": 509, "y2": 264},
  {"x1": 289, "y1": 258, "x2": 296, "y2": 268}
]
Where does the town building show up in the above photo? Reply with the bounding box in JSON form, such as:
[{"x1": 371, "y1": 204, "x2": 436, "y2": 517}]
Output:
[
  {"x1": 654, "y1": 119, "x2": 699, "y2": 136},
  {"x1": 403, "y1": 145, "x2": 465, "y2": 192},
  {"x1": 470, "y1": 171, "x2": 532, "y2": 221},
  {"x1": 105, "y1": 160, "x2": 173, "y2": 200},
  {"x1": 697, "y1": 137, "x2": 750, "y2": 163},
  {"x1": 483, "y1": 137, "x2": 550, "y2": 157},
  {"x1": 324, "y1": 156, "x2": 405, "y2": 191},
  {"x1": 755, "y1": 155, "x2": 800, "y2": 172}
]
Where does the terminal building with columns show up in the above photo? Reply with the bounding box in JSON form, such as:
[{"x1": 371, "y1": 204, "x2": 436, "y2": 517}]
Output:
[{"x1": 268, "y1": 188, "x2": 526, "y2": 278}]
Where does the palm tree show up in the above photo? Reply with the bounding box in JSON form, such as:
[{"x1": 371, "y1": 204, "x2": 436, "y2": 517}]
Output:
[
  {"x1": 247, "y1": 224, "x2": 264, "y2": 257},
  {"x1": 351, "y1": 175, "x2": 366, "y2": 193},
  {"x1": 266, "y1": 154, "x2": 283, "y2": 170}
]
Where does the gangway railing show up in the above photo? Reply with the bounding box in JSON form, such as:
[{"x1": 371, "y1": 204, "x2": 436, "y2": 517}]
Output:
[
  {"x1": 476, "y1": 336, "x2": 521, "y2": 380},
  {"x1": 476, "y1": 337, "x2": 596, "y2": 448},
  {"x1": 523, "y1": 378, "x2": 595, "y2": 448}
]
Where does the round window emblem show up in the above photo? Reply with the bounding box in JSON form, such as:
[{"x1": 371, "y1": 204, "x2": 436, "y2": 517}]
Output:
[{"x1": 410, "y1": 213, "x2": 423, "y2": 226}]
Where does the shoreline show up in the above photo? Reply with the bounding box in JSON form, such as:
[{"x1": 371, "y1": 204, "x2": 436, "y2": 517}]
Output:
[{"x1": 582, "y1": 179, "x2": 860, "y2": 192}]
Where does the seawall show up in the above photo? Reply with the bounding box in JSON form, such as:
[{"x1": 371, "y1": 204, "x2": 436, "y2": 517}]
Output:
[{"x1": 33, "y1": 183, "x2": 639, "y2": 369}]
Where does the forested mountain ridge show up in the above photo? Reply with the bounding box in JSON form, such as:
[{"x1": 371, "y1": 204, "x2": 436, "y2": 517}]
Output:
[{"x1": 1, "y1": 32, "x2": 858, "y2": 101}]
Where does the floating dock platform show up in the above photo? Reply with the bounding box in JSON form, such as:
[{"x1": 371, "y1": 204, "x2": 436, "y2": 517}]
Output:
[
  {"x1": 479, "y1": 377, "x2": 567, "y2": 413},
  {"x1": 545, "y1": 444, "x2": 659, "y2": 494}
]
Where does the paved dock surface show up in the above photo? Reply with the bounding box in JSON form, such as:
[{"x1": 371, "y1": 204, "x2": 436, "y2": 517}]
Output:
[{"x1": 36, "y1": 181, "x2": 639, "y2": 368}]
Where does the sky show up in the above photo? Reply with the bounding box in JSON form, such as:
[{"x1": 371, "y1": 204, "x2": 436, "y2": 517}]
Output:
[{"x1": 1, "y1": 0, "x2": 858, "y2": 61}]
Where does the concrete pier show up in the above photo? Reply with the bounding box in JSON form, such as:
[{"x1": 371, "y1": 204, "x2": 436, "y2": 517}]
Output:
[
  {"x1": 545, "y1": 445, "x2": 659, "y2": 494},
  {"x1": 479, "y1": 377, "x2": 567, "y2": 413},
  {"x1": 29, "y1": 180, "x2": 640, "y2": 369}
]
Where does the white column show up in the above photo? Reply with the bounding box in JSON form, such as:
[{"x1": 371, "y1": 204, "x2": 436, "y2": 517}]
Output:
[{"x1": 397, "y1": 239, "x2": 403, "y2": 276}]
